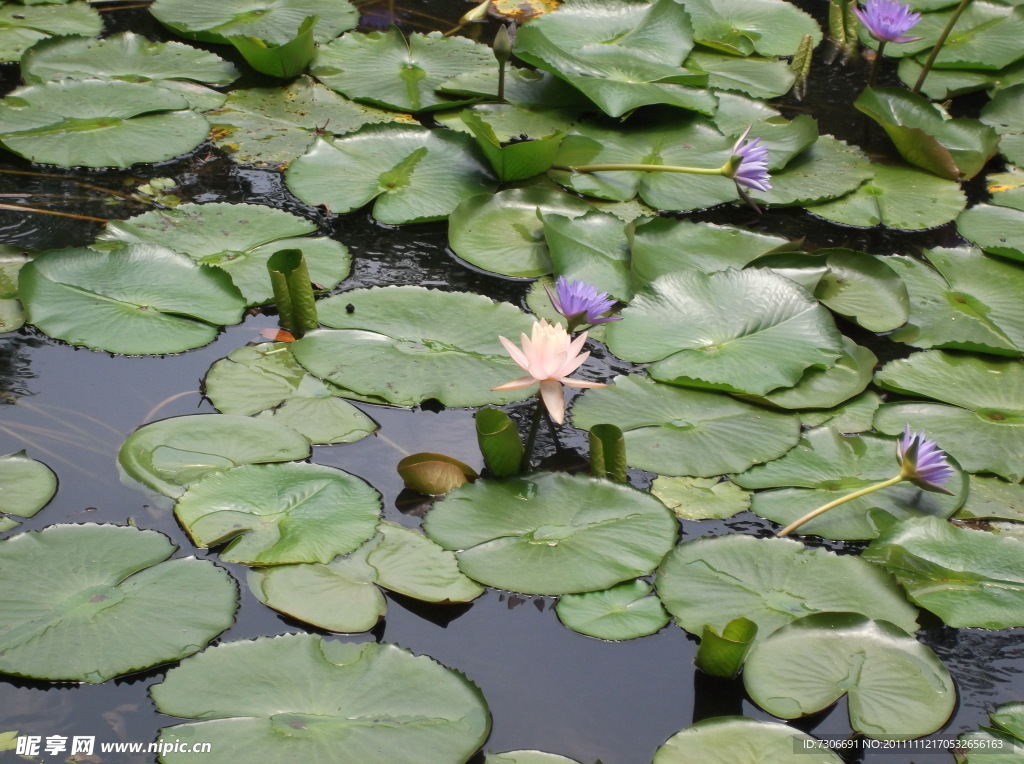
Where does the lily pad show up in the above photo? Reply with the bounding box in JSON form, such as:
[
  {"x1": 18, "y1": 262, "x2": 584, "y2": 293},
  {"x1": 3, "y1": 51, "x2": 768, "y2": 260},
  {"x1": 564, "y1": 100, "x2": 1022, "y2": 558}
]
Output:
[
  {"x1": 684, "y1": 51, "x2": 796, "y2": 99},
  {"x1": 151, "y1": 635, "x2": 490, "y2": 763},
  {"x1": 0, "y1": 524, "x2": 236, "y2": 682},
  {"x1": 555, "y1": 579, "x2": 670, "y2": 640},
  {"x1": 571, "y1": 374, "x2": 801, "y2": 477},
  {"x1": 285, "y1": 126, "x2": 497, "y2": 224},
  {"x1": 19, "y1": 245, "x2": 246, "y2": 354},
  {"x1": 743, "y1": 612, "x2": 955, "y2": 738},
  {"x1": 958, "y1": 204, "x2": 1024, "y2": 263},
  {"x1": 683, "y1": 0, "x2": 821, "y2": 56},
  {"x1": 653, "y1": 717, "x2": 843, "y2": 763},
  {"x1": 752, "y1": 135, "x2": 872, "y2": 207},
  {"x1": 175, "y1": 462, "x2": 381, "y2": 565},
  {"x1": 734, "y1": 426, "x2": 965, "y2": 540},
  {"x1": 486, "y1": 753, "x2": 583, "y2": 764},
  {"x1": 249, "y1": 521, "x2": 483, "y2": 632},
  {"x1": 0, "y1": 1, "x2": 101, "y2": 63},
  {"x1": 955, "y1": 475, "x2": 1024, "y2": 522},
  {"x1": 448, "y1": 188, "x2": 594, "y2": 278},
  {"x1": 0, "y1": 249, "x2": 27, "y2": 334},
  {"x1": 806, "y1": 162, "x2": 967, "y2": 230},
  {"x1": 423, "y1": 471, "x2": 677, "y2": 595},
  {"x1": 0, "y1": 79, "x2": 210, "y2": 167},
  {"x1": 886, "y1": 1, "x2": 1024, "y2": 71},
  {"x1": 149, "y1": 0, "x2": 358, "y2": 45},
  {"x1": 0, "y1": 451, "x2": 56, "y2": 521},
  {"x1": 799, "y1": 391, "x2": 883, "y2": 433},
  {"x1": 656, "y1": 534, "x2": 919, "y2": 645},
  {"x1": 542, "y1": 211, "x2": 632, "y2": 300},
  {"x1": 886, "y1": 247, "x2": 1024, "y2": 355},
  {"x1": 204, "y1": 342, "x2": 377, "y2": 444},
  {"x1": 650, "y1": 476, "x2": 751, "y2": 521},
  {"x1": 864, "y1": 516, "x2": 1024, "y2": 628},
  {"x1": 290, "y1": 286, "x2": 538, "y2": 408},
  {"x1": 607, "y1": 269, "x2": 842, "y2": 395},
  {"x1": 118, "y1": 414, "x2": 311, "y2": 498}
]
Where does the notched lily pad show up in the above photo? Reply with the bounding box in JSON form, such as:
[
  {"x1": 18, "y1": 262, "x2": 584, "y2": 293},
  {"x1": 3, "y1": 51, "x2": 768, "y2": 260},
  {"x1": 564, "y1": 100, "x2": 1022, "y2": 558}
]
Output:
[
  {"x1": 651, "y1": 476, "x2": 751, "y2": 521},
  {"x1": 653, "y1": 717, "x2": 843, "y2": 763},
  {"x1": 555, "y1": 579, "x2": 670, "y2": 640},
  {"x1": 150, "y1": 0, "x2": 358, "y2": 45},
  {"x1": 0, "y1": 1, "x2": 102, "y2": 63},
  {"x1": 0, "y1": 451, "x2": 57, "y2": 522}
]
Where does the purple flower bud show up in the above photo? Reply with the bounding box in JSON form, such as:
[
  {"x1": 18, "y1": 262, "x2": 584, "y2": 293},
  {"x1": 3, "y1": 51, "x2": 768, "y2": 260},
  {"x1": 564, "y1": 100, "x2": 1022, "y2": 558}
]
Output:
[
  {"x1": 855, "y1": 0, "x2": 923, "y2": 44},
  {"x1": 897, "y1": 425, "x2": 955, "y2": 494},
  {"x1": 546, "y1": 277, "x2": 621, "y2": 326}
]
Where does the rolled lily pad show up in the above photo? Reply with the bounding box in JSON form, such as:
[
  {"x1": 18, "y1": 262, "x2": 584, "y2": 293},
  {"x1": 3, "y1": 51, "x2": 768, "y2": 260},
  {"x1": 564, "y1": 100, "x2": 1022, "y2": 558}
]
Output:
[
  {"x1": 291, "y1": 286, "x2": 537, "y2": 408},
  {"x1": 229, "y1": 14, "x2": 316, "y2": 79},
  {"x1": 958, "y1": 205, "x2": 1024, "y2": 263},
  {"x1": 448, "y1": 188, "x2": 594, "y2": 278},
  {"x1": 655, "y1": 534, "x2": 920, "y2": 644},
  {"x1": 248, "y1": 521, "x2": 484, "y2": 632},
  {"x1": 20, "y1": 245, "x2": 246, "y2": 355},
  {"x1": 204, "y1": 342, "x2": 377, "y2": 444},
  {"x1": 149, "y1": 0, "x2": 358, "y2": 45},
  {"x1": 423, "y1": 472, "x2": 677, "y2": 595},
  {"x1": 0, "y1": 79, "x2": 210, "y2": 168},
  {"x1": 118, "y1": 414, "x2": 311, "y2": 498},
  {"x1": 865, "y1": 516, "x2": 1024, "y2": 628},
  {"x1": 555, "y1": 579, "x2": 670, "y2": 640},
  {"x1": 175, "y1": 462, "x2": 381, "y2": 565},
  {"x1": 0, "y1": 451, "x2": 56, "y2": 522},
  {"x1": 743, "y1": 613, "x2": 955, "y2": 738},
  {"x1": 607, "y1": 269, "x2": 842, "y2": 395},
  {"x1": 653, "y1": 717, "x2": 843, "y2": 763},
  {"x1": 650, "y1": 476, "x2": 751, "y2": 521},
  {"x1": 0, "y1": 1, "x2": 101, "y2": 63},
  {"x1": 456, "y1": 105, "x2": 570, "y2": 182},
  {"x1": 571, "y1": 375, "x2": 800, "y2": 477},
  {"x1": 807, "y1": 163, "x2": 967, "y2": 230},
  {"x1": 285, "y1": 126, "x2": 497, "y2": 224},
  {"x1": 885, "y1": 247, "x2": 1024, "y2": 355},
  {"x1": 734, "y1": 426, "x2": 965, "y2": 540},
  {"x1": 0, "y1": 524, "x2": 237, "y2": 682},
  {"x1": 151, "y1": 635, "x2": 490, "y2": 763}
]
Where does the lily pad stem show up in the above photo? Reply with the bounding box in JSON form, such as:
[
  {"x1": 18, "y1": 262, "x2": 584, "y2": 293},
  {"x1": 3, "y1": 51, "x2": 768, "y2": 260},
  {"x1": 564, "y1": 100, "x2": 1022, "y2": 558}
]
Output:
[
  {"x1": 775, "y1": 474, "x2": 904, "y2": 537},
  {"x1": 868, "y1": 40, "x2": 886, "y2": 87},
  {"x1": 521, "y1": 396, "x2": 544, "y2": 472},
  {"x1": 912, "y1": 0, "x2": 971, "y2": 94}
]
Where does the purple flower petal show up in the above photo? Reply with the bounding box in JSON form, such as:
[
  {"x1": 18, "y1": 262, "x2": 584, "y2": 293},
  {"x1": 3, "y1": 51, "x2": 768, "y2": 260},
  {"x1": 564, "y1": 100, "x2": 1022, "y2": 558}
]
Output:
[
  {"x1": 898, "y1": 424, "x2": 955, "y2": 494},
  {"x1": 548, "y1": 277, "x2": 621, "y2": 326},
  {"x1": 730, "y1": 129, "x2": 772, "y2": 193},
  {"x1": 855, "y1": 0, "x2": 922, "y2": 43}
]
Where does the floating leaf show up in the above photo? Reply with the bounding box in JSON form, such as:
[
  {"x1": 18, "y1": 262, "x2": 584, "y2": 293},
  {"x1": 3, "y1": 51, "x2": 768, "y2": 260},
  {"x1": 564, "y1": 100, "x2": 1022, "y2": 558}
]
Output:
[
  {"x1": 151, "y1": 635, "x2": 490, "y2": 763},
  {"x1": 542, "y1": 211, "x2": 632, "y2": 300},
  {"x1": 150, "y1": 0, "x2": 358, "y2": 45},
  {"x1": 20, "y1": 245, "x2": 245, "y2": 354},
  {"x1": 118, "y1": 414, "x2": 311, "y2": 498},
  {"x1": 651, "y1": 476, "x2": 751, "y2": 521},
  {"x1": 653, "y1": 717, "x2": 843, "y2": 763},
  {"x1": 955, "y1": 475, "x2": 1024, "y2": 523},
  {"x1": 555, "y1": 579, "x2": 670, "y2": 640},
  {"x1": 744, "y1": 612, "x2": 955, "y2": 738},
  {"x1": 607, "y1": 269, "x2": 842, "y2": 395},
  {"x1": 291, "y1": 286, "x2": 537, "y2": 408},
  {"x1": 203, "y1": 343, "x2": 377, "y2": 445},
  {"x1": 0, "y1": 249, "x2": 27, "y2": 334},
  {"x1": 799, "y1": 391, "x2": 883, "y2": 433},
  {"x1": 398, "y1": 453, "x2": 477, "y2": 496},
  {"x1": 684, "y1": 0, "x2": 821, "y2": 56},
  {"x1": 485, "y1": 753, "x2": 582, "y2": 764},
  {"x1": 864, "y1": 516, "x2": 1024, "y2": 628},
  {"x1": 285, "y1": 126, "x2": 497, "y2": 224},
  {"x1": 0, "y1": 451, "x2": 56, "y2": 521},
  {"x1": 958, "y1": 204, "x2": 1024, "y2": 263},
  {"x1": 685, "y1": 51, "x2": 796, "y2": 99},
  {"x1": 0, "y1": 524, "x2": 236, "y2": 682},
  {"x1": 655, "y1": 534, "x2": 920, "y2": 644},
  {"x1": 423, "y1": 472, "x2": 677, "y2": 595},
  {"x1": 571, "y1": 375, "x2": 800, "y2": 477},
  {"x1": 752, "y1": 135, "x2": 872, "y2": 207},
  {"x1": 176, "y1": 462, "x2": 381, "y2": 565},
  {"x1": 0, "y1": 1, "x2": 101, "y2": 63}
]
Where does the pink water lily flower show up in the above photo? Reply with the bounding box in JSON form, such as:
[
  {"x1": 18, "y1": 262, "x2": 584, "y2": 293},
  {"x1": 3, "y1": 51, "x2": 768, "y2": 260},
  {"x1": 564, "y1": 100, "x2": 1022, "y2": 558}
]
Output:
[{"x1": 492, "y1": 319, "x2": 606, "y2": 424}]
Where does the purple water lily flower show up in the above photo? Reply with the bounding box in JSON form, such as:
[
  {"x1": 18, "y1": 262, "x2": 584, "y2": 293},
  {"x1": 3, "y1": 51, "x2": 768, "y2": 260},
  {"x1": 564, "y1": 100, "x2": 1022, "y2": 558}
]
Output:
[
  {"x1": 546, "y1": 277, "x2": 621, "y2": 327},
  {"x1": 855, "y1": 0, "x2": 923, "y2": 43},
  {"x1": 897, "y1": 425, "x2": 955, "y2": 494},
  {"x1": 729, "y1": 128, "x2": 772, "y2": 193}
]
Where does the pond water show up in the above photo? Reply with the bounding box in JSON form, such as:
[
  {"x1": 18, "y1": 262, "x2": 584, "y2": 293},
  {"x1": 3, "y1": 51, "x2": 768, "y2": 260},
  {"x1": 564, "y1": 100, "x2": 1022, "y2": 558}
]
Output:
[{"x1": 1, "y1": 0, "x2": 1023, "y2": 762}]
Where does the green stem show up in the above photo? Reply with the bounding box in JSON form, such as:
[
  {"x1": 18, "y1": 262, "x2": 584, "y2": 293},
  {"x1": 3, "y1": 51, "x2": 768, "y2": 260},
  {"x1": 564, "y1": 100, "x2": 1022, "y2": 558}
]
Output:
[
  {"x1": 520, "y1": 397, "x2": 544, "y2": 472},
  {"x1": 868, "y1": 40, "x2": 886, "y2": 87},
  {"x1": 552, "y1": 163, "x2": 727, "y2": 176},
  {"x1": 912, "y1": 0, "x2": 971, "y2": 94},
  {"x1": 775, "y1": 474, "x2": 904, "y2": 537}
]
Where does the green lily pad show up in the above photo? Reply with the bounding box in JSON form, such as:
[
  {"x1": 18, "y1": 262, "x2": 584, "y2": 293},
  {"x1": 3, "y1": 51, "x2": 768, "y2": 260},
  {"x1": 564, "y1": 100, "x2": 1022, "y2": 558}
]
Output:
[
  {"x1": 886, "y1": 2, "x2": 1024, "y2": 71},
  {"x1": 118, "y1": 414, "x2": 311, "y2": 498},
  {"x1": 149, "y1": 0, "x2": 358, "y2": 45},
  {"x1": 542, "y1": 211, "x2": 632, "y2": 301},
  {"x1": 955, "y1": 475, "x2": 1024, "y2": 522},
  {"x1": 799, "y1": 391, "x2": 883, "y2": 433},
  {"x1": 249, "y1": 521, "x2": 483, "y2": 632},
  {"x1": 683, "y1": 0, "x2": 821, "y2": 56},
  {"x1": 743, "y1": 612, "x2": 955, "y2": 738},
  {"x1": 285, "y1": 126, "x2": 497, "y2": 224},
  {"x1": 752, "y1": 135, "x2": 873, "y2": 207},
  {"x1": 312, "y1": 28, "x2": 492, "y2": 113},
  {"x1": 456, "y1": 105, "x2": 570, "y2": 182},
  {"x1": 653, "y1": 717, "x2": 843, "y2": 763},
  {"x1": 684, "y1": 51, "x2": 796, "y2": 99},
  {"x1": 655, "y1": 534, "x2": 920, "y2": 644},
  {"x1": 571, "y1": 375, "x2": 800, "y2": 477},
  {"x1": 982, "y1": 84, "x2": 1024, "y2": 165},
  {"x1": 176, "y1": 462, "x2": 381, "y2": 565},
  {"x1": 486, "y1": 753, "x2": 583, "y2": 764},
  {"x1": 21, "y1": 32, "x2": 239, "y2": 86},
  {"x1": 886, "y1": 247, "x2": 1024, "y2": 355},
  {"x1": 151, "y1": 635, "x2": 490, "y2": 763},
  {"x1": 958, "y1": 204, "x2": 1024, "y2": 263},
  {"x1": 864, "y1": 516, "x2": 1024, "y2": 628},
  {"x1": 291, "y1": 286, "x2": 537, "y2": 408},
  {"x1": 228, "y1": 14, "x2": 316, "y2": 79},
  {"x1": 607, "y1": 269, "x2": 842, "y2": 395},
  {"x1": 19, "y1": 245, "x2": 245, "y2": 354},
  {"x1": 734, "y1": 426, "x2": 965, "y2": 540},
  {"x1": 807, "y1": 162, "x2": 967, "y2": 230},
  {"x1": 448, "y1": 188, "x2": 594, "y2": 279},
  {"x1": 0, "y1": 524, "x2": 236, "y2": 682},
  {"x1": 99, "y1": 203, "x2": 349, "y2": 305},
  {"x1": 554, "y1": 579, "x2": 670, "y2": 640},
  {"x1": 899, "y1": 56, "x2": 1024, "y2": 100},
  {"x1": 423, "y1": 472, "x2": 677, "y2": 596},
  {"x1": 0, "y1": 1, "x2": 101, "y2": 63},
  {"x1": 651, "y1": 476, "x2": 751, "y2": 521},
  {"x1": 0, "y1": 79, "x2": 210, "y2": 167},
  {"x1": 959, "y1": 704, "x2": 1024, "y2": 761},
  {"x1": 0, "y1": 451, "x2": 56, "y2": 521},
  {"x1": 204, "y1": 342, "x2": 377, "y2": 444}
]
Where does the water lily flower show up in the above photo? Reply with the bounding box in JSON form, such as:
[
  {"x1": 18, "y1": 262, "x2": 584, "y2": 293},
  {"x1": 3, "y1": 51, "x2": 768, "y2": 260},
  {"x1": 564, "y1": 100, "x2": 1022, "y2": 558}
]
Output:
[
  {"x1": 727, "y1": 128, "x2": 772, "y2": 193},
  {"x1": 855, "y1": 0, "x2": 923, "y2": 43},
  {"x1": 897, "y1": 425, "x2": 955, "y2": 494},
  {"x1": 492, "y1": 319, "x2": 606, "y2": 424},
  {"x1": 545, "y1": 277, "x2": 621, "y2": 330}
]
